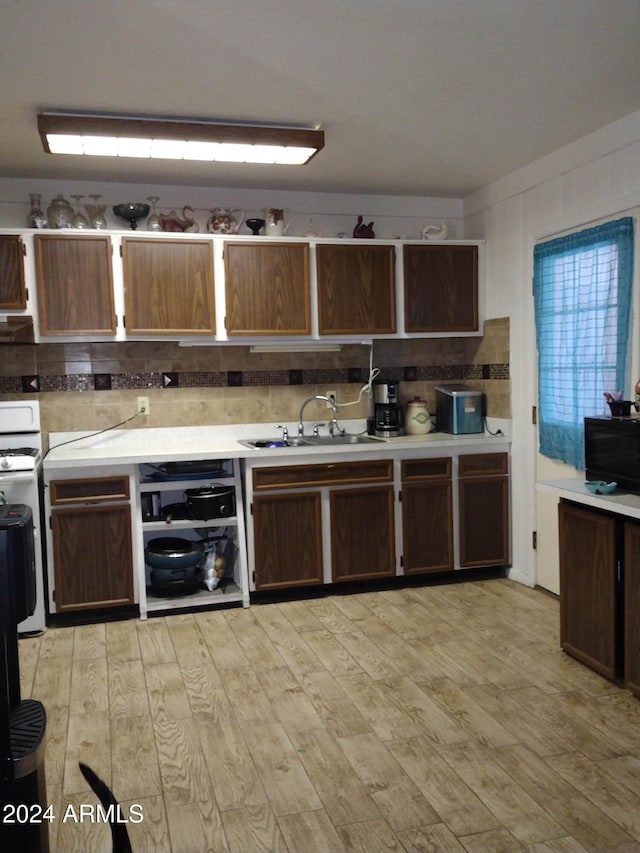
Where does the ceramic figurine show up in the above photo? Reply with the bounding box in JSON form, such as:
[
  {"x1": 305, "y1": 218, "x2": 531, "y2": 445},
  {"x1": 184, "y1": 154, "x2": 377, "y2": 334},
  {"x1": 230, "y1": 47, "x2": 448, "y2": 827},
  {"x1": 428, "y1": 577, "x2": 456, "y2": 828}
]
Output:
[
  {"x1": 160, "y1": 206, "x2": 199, "y2": 233},
  {"x1": 353, "y1": 215, "x2": 375, "y2": 238},
  {"x1": 422, "y1": 221, "x2": 448, "y2": 240}
]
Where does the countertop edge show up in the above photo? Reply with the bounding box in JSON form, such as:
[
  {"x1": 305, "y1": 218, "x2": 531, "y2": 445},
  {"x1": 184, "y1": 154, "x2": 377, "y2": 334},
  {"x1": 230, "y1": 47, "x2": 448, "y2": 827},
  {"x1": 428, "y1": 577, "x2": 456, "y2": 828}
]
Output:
[{"x1": 537, "y1": 478, "x2": 640, "y2": 520}]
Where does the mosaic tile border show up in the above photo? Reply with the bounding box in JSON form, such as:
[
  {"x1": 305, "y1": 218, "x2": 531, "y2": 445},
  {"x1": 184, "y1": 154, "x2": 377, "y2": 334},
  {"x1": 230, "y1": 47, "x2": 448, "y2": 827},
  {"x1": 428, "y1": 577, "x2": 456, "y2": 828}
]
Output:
[{"x1": 0, "y1": 364, "x2": 510, "y2": 394}]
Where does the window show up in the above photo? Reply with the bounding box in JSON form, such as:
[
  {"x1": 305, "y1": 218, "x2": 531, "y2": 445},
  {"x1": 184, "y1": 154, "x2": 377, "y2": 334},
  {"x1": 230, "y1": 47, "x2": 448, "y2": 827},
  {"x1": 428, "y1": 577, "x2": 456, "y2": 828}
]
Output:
[{"x1": 533, "y1": 216, "x2": 634, "y2": 470}]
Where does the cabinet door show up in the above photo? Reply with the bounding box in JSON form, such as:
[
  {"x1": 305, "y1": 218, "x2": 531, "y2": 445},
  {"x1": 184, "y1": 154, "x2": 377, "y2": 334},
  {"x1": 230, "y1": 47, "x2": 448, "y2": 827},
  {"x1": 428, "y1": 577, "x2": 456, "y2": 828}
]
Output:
[
  {"x1": 34, "y1": 234, "x2": 116, "y2": 335},
  {"x1": 330, "y1": 485, "x2": 395, "y2": 582},
  {"x1": 0, "y1": 235, "x2": 26, "y2": 308},
  {"x1": 558, "y1": 502, "x2": 617, "y2": 681},
  {"x1": 624, "y1": 521, "x2": 640, "y2": 696},
  {"x1": 224, "y1": 242, "x2": 311, "y2": 335},
  {"x1": 316, "y1": 244, "x2": 396, "y2": 334},
  {"x1": 403, "y1": 244, "x2": 478, "y2": 332},
  {"x1": 402, "y1": 481, "x2": 454, "y2": 573},
  {"x1": 52, "y1": 504, "x2": 134, "y2": 611},
  {"x1": 253, "y1": 491, "x2": 322, "y2": 589},
  {"x1": 458, "y1": 475, "x2": 509, "y2": 567},
  {"x1": 122, "y1": 238, "x2": 216, "y2": 334}
]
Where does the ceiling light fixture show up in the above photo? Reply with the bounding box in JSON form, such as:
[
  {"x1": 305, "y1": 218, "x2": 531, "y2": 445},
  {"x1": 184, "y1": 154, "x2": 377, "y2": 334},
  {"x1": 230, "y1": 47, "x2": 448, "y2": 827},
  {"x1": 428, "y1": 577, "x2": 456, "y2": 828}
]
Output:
[{"x1": 37, "y1": 112, "x2": 324, "y2": 166}]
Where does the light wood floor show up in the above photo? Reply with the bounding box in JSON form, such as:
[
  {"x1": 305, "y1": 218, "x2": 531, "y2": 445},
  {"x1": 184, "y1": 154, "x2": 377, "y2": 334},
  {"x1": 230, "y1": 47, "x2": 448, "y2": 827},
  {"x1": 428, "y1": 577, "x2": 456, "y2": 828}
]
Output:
[{"x1": 17, "y1": 577, "x2": 640, "y2": 853}]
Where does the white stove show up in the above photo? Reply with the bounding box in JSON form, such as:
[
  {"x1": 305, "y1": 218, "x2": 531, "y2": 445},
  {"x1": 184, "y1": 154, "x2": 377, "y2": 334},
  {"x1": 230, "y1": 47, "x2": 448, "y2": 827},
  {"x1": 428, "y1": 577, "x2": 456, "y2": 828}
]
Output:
[{"x1": 0, "y1": 401, "x2": 46, "y2": 633}]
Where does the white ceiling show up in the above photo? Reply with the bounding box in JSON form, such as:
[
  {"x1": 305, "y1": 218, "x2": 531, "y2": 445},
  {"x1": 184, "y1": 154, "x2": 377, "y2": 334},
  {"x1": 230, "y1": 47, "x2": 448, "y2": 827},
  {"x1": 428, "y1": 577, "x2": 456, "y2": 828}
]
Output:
[{"x1": 3, "y1": 0, "x2": 640, "y2": 199}]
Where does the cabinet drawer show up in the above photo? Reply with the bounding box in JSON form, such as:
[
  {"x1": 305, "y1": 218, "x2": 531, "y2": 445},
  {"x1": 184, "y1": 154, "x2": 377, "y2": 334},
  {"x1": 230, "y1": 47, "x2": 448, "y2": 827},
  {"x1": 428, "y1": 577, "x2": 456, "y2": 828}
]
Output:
[
  {"x1": 253, "y1": 459, "x2": 393, "y2": 490},
  {"x1": 50, "y1": 476, "x2": 130, "y2": 505},
  {"x1": 401, "y1": 457, "x2": 451, "y2": 481},
  {"x1": 459, "y1": 453, "x2": 508, "y2": 477}
]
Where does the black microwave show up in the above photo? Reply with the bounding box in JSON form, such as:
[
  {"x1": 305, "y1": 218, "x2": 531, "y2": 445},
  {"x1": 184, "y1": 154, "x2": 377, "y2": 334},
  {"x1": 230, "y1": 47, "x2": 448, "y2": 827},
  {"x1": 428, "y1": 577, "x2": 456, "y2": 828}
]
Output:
[{"x1": 584, "y1": 415, "x2": 640, "y2": 492}]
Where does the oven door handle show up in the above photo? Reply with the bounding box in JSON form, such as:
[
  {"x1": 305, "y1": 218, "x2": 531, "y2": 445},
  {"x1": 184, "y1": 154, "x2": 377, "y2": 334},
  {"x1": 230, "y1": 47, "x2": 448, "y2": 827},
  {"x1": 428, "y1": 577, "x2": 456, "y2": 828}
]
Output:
[{"x1": 0, "y1": 470, "x2": 39, "y2": 485}]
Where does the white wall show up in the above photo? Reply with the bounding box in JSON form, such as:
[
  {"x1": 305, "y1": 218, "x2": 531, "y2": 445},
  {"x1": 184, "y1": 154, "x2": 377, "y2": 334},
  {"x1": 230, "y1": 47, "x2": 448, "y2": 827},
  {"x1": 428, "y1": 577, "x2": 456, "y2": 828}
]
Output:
[{"x1": 464, "y1": 109, "x2": 640, "y2": 587}]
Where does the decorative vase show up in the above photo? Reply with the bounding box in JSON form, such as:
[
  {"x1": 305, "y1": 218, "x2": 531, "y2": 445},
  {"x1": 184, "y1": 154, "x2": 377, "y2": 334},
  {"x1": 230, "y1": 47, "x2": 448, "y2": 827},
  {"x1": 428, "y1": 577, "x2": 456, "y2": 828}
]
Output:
[
  {"x1": 71, "y1": 195, "x2": 90, "y2": 229},
  {"x1": 28, "y1": 193, "x2": 47, "y2": 229},
  {"x1": 146, "y1": 196, "x2": 162, "y2": 231},
  {"x1": 84, "y1": 194, "x2": 108, "y2": 229},
  {"x1": 47, "y1": 194, "x2": 74, "y2": 229}
]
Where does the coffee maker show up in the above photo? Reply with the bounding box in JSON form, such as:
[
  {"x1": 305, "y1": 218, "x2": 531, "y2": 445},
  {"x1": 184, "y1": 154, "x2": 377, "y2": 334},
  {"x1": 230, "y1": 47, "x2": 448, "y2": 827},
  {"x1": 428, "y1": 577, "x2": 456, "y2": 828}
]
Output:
[{"x1": 372, "y1": 382, "x2": 404, "y2": 437}]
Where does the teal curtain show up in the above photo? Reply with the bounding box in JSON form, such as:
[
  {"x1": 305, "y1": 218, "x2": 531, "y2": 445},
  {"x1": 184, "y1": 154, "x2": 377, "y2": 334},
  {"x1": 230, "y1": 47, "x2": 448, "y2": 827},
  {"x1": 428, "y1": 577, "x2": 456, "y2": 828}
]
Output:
[{"x1": 533, "y1": 216, "x2": 634, "y2": 470}]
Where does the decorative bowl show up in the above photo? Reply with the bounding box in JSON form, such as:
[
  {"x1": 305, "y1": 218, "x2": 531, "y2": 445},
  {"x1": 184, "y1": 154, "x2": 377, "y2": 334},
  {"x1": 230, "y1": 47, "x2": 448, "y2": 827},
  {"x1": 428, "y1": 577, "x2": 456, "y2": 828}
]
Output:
[
  {"x1": 113, "y1": 203, "x2": 150, "y2": 229},
  {"x1": 585, "y1": 480, "x2": 617, "y2": 495}
]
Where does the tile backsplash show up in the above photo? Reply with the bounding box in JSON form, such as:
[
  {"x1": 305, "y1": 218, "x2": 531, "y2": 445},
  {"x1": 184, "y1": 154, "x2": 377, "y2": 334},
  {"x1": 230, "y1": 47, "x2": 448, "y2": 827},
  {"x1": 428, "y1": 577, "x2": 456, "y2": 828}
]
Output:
[{"x1": 0, "y1": 318, "x2": 510, "y2": 436}]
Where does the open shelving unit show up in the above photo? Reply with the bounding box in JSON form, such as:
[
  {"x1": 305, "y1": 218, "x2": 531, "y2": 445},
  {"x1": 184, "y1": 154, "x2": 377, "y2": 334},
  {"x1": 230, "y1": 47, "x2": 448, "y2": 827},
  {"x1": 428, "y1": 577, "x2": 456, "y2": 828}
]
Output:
[{"x1": 136, "y1": 458, "x2": 249, "y2": 617}]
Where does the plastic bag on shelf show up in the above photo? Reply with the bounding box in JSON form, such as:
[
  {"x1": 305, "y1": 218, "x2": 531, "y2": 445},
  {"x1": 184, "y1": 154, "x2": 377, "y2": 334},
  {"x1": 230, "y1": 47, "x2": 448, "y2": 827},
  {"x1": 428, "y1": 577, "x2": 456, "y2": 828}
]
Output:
[{"x1": 201, "y1": 542, "x2": 226, "y2": 591}]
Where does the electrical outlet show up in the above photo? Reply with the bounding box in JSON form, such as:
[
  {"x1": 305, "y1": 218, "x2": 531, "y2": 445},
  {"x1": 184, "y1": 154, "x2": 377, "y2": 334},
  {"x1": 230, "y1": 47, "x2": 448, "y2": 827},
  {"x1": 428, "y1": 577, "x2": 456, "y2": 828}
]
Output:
[
  {"x1": 137, "y1": 396, "x2": 150, "y2": 416},
  {"x1": 325, "y1": 390, "x2": 336, "y2": 409}
]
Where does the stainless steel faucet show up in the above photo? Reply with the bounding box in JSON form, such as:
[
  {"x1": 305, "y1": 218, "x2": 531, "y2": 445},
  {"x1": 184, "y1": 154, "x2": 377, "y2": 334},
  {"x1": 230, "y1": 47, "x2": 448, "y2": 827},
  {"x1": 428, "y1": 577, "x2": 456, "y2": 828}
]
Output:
[
  {"x1": 298, "y1": 395, "x2": 335, "y2": 436},
  {"x1": 298, "y1": 395, "x2": 345, "y2": 437}
]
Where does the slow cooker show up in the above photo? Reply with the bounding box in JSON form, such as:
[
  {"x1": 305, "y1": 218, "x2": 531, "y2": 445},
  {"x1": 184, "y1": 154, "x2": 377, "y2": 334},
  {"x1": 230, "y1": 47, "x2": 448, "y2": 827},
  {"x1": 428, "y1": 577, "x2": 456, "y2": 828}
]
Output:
[
  {"x1": 184, "y1": 485, "x2": 235, "y2": 520},
  {"x1": 145, "y1": 536, "x2": 203, "y2": 596}
]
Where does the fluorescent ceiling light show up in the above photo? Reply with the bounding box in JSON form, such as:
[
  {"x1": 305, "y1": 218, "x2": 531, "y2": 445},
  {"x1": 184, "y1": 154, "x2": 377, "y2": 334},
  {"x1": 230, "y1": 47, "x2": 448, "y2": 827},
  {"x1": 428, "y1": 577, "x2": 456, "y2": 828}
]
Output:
[{"x1": 38, "y1": 113, "x2": 324, "y2": 165}]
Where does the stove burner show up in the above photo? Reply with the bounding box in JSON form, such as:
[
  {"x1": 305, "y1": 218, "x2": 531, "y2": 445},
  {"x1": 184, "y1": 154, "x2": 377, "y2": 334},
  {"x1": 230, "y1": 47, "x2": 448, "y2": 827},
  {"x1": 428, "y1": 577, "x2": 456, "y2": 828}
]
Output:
[{"x1": 0, "y1": 448, "x2": 38, "y2": 457}]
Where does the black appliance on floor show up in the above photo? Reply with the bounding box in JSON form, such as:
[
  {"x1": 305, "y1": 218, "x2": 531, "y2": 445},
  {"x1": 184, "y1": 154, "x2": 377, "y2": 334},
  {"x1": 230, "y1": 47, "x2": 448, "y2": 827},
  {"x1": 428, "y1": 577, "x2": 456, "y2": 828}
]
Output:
[{"x1": 0, "y1": 505, "x2": 49, "y2": 853}]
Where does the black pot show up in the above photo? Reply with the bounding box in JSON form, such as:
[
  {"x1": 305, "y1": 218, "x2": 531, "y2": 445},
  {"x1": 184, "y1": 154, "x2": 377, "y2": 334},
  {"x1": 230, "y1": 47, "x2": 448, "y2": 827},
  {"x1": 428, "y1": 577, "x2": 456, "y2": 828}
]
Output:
[
  {"x1": 145, "y1": 536, "x2": 204, "y2": 570},
  {"x1": 184, "y1": 486, "x2": 235, "y2": 520}
]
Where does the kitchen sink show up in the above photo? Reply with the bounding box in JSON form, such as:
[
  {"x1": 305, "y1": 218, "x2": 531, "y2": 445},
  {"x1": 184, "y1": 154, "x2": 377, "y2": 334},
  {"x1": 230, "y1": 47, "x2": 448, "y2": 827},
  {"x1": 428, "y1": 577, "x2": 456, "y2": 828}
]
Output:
[
  {"x1": 238, "y1": 434, "x2": 383, "y2": 449},
  {"x1": 302, "y1": 434, "x2": 383, "y2": 446},
  {"x1": 237, "y1": 438, "x2": 309, "y2": 449}
]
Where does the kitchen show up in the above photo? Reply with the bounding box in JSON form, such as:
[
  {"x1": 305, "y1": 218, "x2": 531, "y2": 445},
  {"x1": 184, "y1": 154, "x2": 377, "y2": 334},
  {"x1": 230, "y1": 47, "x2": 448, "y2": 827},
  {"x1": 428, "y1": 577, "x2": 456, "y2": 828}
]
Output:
[{"x1": 3, "y1": 1, "x2": 640, "y2": 850}]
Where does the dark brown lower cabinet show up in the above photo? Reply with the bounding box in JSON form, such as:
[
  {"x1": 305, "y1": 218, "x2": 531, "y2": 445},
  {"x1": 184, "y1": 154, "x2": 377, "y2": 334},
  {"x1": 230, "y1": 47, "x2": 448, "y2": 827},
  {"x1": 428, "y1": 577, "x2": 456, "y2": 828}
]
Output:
[
  {"x1": 51, "y1": 504, "x2": 134, "y2": 612},
  {"x1": 558, "y1": 501, "x2": 617, "y2": 681},
  {"x1": 458, "y1": 453, "x2": 510, "y2": 568},
  {"x1": 330, "y1": 485, "x2": 395, "y2": 582},
  {"x1": 250, "y1": 459, "x2": 395, "y2": 590},
  {"x1": 252, "y1": 491, "x2": 323, "y2": 590},
  {"x1": 624, "y1": 521, "x2": 640, "y2": 696},
  {"x1": 401, "y1": 458, "x2": 454, "y2": 573},
  {"x1": 558, "y1": 499, "x2": 640, "y2": 695},
  {"x1": 49, "y1": 474, "x2": 134, "y2": 612}
]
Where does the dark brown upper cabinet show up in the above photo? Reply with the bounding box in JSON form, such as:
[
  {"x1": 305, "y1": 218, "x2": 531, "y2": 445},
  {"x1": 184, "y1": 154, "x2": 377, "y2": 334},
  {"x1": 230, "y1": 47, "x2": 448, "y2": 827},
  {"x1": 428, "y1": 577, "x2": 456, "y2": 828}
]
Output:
[
  {"x1": 316, "y1": 243, "x2": 396, "y2": 335},
  {"x1": 34, "y1": 234, "x2": 116, "y2": 336},
  {"x1": 224, "y1": 241, "x2": 311, "y2": 335},
  {"x1": 0, "y1": 235, "x2": 26, "y2": 309},
  {"x1": 403, "y1": 244, "x2": 478, "y2": 332},
  {"x1": 122, "y1": 237, "x2": 216, "y2": 335}
]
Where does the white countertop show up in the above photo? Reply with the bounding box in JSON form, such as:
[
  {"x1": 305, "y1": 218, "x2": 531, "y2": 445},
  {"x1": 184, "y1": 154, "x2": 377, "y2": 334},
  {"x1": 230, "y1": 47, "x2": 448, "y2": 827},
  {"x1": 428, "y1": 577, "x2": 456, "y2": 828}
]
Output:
[
  {"x1": 537, "y1": 478, "x2": 640, "y2": 520},
  {"x1": 44, "y1": 421, "x2": 510, "y2": 470}
]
